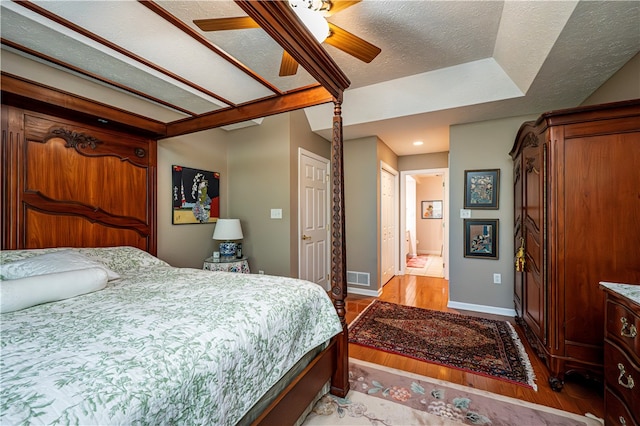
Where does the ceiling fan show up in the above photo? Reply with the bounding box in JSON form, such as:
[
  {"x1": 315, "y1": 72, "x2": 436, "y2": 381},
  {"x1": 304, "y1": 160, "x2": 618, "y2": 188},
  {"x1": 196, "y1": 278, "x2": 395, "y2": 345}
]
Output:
[{"x1": 193, "y1": 0, "x2": 382, "y2": 77}]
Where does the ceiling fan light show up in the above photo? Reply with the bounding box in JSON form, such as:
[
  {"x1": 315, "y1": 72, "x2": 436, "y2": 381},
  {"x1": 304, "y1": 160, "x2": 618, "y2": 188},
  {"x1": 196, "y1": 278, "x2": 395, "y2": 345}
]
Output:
[
  {"x1": 293, "y1": 6, "x2": 330, "y2": 43},
  {"x1": 289, "y1": 0, "x2": 329, "y2": 12}
]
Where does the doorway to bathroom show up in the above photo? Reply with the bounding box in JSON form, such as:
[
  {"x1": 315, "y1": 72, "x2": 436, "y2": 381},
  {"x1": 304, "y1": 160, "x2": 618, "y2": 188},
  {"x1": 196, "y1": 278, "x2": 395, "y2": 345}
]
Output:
[{"x1": 400, "y1": 168, "x2": 448, "y2": 279}]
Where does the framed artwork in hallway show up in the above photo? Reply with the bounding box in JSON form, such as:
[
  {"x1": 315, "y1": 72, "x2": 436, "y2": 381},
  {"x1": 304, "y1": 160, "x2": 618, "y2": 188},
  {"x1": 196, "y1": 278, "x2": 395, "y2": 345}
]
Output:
[
  {"x1": 464, "y1": 169, "x2": 500, "y2": 209},
  {"x1": 464, "y1": 219, "x2": 499, "y2": 259},
  {"x1": 421, "y1": 200, "x2": 443, "y2": 219}
]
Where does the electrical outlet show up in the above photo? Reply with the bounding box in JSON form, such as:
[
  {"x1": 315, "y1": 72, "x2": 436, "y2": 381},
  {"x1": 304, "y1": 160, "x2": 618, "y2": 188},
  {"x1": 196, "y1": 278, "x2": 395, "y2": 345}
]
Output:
[
  {"x1": 258, "y1": 270, "x2": 265, "y2": 275},
  {"x1": 493, "y1": 273, "x2": 501, "y2": 284}
]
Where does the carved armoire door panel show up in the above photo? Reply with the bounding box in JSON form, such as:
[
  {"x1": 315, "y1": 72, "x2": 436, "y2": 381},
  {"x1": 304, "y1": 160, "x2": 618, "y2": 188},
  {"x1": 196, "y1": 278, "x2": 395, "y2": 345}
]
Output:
[
  {"x1": 522, "y1": 135, "x2": 545, "y2": 343},
  {"x1": 513, "y1": 157, "x2": 524, "y2": 318}
]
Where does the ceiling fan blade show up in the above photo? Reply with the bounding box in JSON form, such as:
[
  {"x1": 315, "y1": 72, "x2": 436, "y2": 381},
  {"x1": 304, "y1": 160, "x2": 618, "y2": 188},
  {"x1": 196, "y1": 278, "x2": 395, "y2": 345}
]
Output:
[
  {"x1": 279, "y1": 51, "x2": 299, "y2": 76},
  {"x1": 325, "y1": 23, "x2": 381, "y2": 63},
  {"x1": 193, "y1": 16, "x2": 260, "y2": 32},
  {"x1": 324, "y1": 0, "x2": 361, "y2": 17}
]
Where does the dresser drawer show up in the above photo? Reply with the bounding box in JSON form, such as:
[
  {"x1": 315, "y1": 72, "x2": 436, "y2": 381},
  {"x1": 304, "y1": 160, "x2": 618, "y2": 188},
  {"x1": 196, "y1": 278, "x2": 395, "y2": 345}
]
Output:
[
  {"x1": 604, "y1": 342, "x2": 640, "y2": 423},
  {"x1": 606, "y1": 300, "x2": 640, "y2": 362},
  {"x1": 605, "y1": 388, "x2": 638, "y2": 426}
]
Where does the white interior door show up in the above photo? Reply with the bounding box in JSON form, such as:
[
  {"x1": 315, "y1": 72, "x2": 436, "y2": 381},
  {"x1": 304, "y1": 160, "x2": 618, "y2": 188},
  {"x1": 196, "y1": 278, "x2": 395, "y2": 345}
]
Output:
[
  {"x1": 298, "y1": 149, "x2": 330, "y2": 289},
  {"x1": 380, "y1": 164, "x2": 398, "y2": 285}
]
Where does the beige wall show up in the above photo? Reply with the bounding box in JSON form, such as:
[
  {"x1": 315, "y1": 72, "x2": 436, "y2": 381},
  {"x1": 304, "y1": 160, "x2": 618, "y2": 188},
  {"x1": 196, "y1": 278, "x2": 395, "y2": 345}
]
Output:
[
  {"x1": 416, "y1": 175, "x2": 444, "y2": 255},
  {"x1": 159, "y1": 109, "x2": 331, "y2": 275},
  {"x1": 398, "y1": 152, "x2": 449, "y2": 171},
  {"x1": 446, "y1": 53, "x2": 639, "y2": 312},
  {"x1": 377, "y1": 139, "x2": 398, "y2": 169},
  {"x1": 581, "y1": 52, "x2": 640, "y2": 106},
  {"x1": 343, "y1": 137, "x2": 400, "y2": 293},
  {"x1": 343, "y1": 137, "x2": 379, "y2": 291},
  {"x1": 224, "y1": 113, "x2": 292, "y2": 276},
  {"x1": 222, "y1": 109, "x2": 331, "y2": 277},
  {"x1": 291, "y1": 109, "x2": 332, "y2": 159},
  {"x1": 448, "y1": 115, "x2": 537, "y2": 311},
  {"x1": 157, "y1": 130, "x2": 228, "y2": 268},
  {"x1": 289, "y1": 110, "x2": 332, "y2": 277}
]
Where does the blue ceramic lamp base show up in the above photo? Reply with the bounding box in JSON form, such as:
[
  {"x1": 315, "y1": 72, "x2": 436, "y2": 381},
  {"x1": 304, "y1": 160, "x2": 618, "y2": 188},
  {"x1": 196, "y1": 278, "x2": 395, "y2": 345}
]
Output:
[{"x1": 218, "y1": 242, "x2": 237, "y2": 257}]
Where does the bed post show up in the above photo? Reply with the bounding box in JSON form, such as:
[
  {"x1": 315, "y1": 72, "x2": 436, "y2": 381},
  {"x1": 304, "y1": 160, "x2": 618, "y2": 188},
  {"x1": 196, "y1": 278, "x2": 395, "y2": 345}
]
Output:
[{"x1": 330, "y1": 99, "x2": 349, "y2": 398}]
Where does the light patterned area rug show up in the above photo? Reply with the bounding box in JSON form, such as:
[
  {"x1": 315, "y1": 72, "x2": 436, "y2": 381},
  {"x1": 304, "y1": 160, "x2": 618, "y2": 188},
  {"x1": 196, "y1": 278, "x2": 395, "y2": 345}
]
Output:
[
  {"x1": 348, "y1": 300, "x2": 537, "y2": 390},
  {"x1": 406, "y1": 256, "x2": 427, "y2": 268},
  {"x1": 302, "y1": 359, "x2": 603, "y2": 426}
]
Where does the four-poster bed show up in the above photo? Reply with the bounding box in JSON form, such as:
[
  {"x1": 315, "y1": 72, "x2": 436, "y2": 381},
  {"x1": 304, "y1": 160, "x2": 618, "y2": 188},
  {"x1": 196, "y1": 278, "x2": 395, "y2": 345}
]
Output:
[{"x1": 1, "y1": 1, "x2": 350, "y2": 424}]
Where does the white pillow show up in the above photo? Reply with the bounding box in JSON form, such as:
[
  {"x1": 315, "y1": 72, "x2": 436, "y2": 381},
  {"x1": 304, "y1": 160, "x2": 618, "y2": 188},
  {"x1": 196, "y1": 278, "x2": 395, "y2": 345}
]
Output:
[
  {"x1": 0, "y1": 267, "x2": 108, "y2": 313},
  {"x1": 78, "y1": 247, "x2": 170, "y2": 273},
  {"x1": 0, "y1": 250, "x2": 119, "y2": 281}
]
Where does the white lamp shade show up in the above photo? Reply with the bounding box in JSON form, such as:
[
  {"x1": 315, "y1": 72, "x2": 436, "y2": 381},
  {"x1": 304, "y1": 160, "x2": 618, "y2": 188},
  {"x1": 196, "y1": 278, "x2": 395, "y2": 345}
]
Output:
[{"x1": 212, "y1": 219, "x2": 243, "y2": 240}]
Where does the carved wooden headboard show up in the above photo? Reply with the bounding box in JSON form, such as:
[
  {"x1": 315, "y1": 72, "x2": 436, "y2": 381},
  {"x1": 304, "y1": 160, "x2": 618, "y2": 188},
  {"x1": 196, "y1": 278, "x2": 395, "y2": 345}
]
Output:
[{"x1": 1, "y1": 105, "x2": 157, "y2": 253}]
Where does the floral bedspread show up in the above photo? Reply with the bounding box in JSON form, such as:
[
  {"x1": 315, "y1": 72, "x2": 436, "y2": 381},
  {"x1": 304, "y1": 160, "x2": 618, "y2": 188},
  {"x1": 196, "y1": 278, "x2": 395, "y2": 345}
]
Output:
[{"x1": 0, "y1": 247, "x2": 342, "y2": 425}]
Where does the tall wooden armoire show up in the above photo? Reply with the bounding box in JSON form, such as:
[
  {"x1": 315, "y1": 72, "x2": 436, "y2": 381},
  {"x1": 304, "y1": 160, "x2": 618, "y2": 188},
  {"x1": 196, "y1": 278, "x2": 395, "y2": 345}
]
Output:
[{"x1": 510, "y1": 99, "x2": 640, "y2": 391}]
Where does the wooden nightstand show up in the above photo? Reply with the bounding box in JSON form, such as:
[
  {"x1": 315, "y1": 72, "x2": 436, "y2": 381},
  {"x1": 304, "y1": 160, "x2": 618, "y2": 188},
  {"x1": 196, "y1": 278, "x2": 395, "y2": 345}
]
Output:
[{"x1": 203, "y1": 256, "x2": 250, "y2": 274}]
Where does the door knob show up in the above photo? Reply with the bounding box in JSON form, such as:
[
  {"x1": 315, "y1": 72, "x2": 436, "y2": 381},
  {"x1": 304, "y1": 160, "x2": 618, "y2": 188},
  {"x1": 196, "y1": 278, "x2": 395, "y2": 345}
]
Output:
[{"x1": 302, "y1": 235, "x2": 311, "y2": 240}]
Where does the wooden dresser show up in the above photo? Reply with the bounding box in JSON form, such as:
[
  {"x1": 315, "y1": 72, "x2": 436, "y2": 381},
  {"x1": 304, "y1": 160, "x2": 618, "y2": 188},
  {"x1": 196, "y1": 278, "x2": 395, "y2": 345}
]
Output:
[
  {"x1": 600, "y1": 283, "x2": 639, "y2": 426},
  {"x1": 509, "y1": 99, "x2": 640, "y2": 390}
]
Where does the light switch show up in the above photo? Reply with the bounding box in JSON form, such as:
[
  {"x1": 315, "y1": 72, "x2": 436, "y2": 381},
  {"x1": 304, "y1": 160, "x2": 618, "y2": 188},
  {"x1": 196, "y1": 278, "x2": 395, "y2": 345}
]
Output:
[
  {"x1": 460, "y1": 209, "x2": 471, "y2": 218},
  {"x1": 270, "y1": 208, "x2": 282, "y2": 219}
]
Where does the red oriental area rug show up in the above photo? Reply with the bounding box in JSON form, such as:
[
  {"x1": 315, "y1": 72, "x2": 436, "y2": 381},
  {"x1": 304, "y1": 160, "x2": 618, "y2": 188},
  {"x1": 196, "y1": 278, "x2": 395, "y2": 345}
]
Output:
[{"x1": 348, "y1": 300, "x2": 537, "y2": 390}]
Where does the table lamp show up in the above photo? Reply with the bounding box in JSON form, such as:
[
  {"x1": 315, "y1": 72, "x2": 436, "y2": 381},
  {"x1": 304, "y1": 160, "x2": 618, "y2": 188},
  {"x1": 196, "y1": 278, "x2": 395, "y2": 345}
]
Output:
[{"x1": 212, "y1": 219, "x2": 243, "y2": 258}]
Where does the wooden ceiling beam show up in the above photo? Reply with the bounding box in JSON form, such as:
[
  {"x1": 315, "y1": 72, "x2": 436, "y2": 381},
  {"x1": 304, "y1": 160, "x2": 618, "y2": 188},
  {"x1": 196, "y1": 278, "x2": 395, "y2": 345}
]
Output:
[
  {"x1": 2, "y1": 39, "x2": 198, "y2": 117},
  {"x1": 1, "y1": 73, "x2": 167, "y2": 138},
  {"x1": 235, "y1": 0, "x2": 350, "y2": 101},
  {"x1": 165, "y1": 85, "x2": 333, "y2": 138},
  {"x1": 166, "y1": 1, "x2": 351, "y2": 137},
  {"x1": 14, "y1": 1, "x2": 236, "y2": 109}
]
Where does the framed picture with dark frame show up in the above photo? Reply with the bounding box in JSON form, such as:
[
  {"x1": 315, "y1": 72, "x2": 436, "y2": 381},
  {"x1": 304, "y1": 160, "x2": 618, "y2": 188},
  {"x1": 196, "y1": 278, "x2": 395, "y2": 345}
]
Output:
[
  {"x1": 464, "y1": 169, "x2": 500, "y2": 209},
  {"x1": 421, "y1": 200, "x2": 443, "y2": 219},
  {"x1": 172, "y1": 165, "x2": 220, "y2": 224},
  {"x1": 464, "y1": 219, "x2": 499, "y2": 259}
]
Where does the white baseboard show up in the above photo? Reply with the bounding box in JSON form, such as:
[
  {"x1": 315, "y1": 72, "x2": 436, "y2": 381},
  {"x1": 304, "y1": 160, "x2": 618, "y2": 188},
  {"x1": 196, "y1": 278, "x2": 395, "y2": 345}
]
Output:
[
  {"x1": 348, "y1": 286, "x2": 382, "y2": 297},
  {"x1": 447, "y1": 301, "x2": 516, "y2": 317}
]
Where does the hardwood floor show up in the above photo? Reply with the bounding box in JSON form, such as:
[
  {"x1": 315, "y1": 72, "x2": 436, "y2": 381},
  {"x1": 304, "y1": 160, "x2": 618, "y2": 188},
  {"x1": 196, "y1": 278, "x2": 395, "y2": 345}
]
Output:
[{"x1": 346, "y1": 274, "x2": 604, "y2": 419}]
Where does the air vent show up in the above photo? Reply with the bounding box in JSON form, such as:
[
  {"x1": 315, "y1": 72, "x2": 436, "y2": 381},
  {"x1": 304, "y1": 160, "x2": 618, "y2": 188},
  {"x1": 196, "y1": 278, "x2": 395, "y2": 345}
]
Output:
[{"x1": 347, "y1": 271, "x2": 370, "y2": 286}]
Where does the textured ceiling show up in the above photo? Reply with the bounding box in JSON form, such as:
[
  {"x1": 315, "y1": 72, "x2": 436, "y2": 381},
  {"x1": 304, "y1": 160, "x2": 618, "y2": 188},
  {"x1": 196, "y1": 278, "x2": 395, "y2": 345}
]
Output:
[{"x1": 1, "y1": 0, "x2": 639, "y2": 155}]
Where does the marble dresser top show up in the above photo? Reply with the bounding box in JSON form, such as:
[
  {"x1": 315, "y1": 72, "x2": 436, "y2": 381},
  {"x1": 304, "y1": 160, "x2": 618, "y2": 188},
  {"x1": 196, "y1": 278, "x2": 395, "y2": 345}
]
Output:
[{"x1": 600, "y1": 282, "x2": 640, "y2": 306}]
